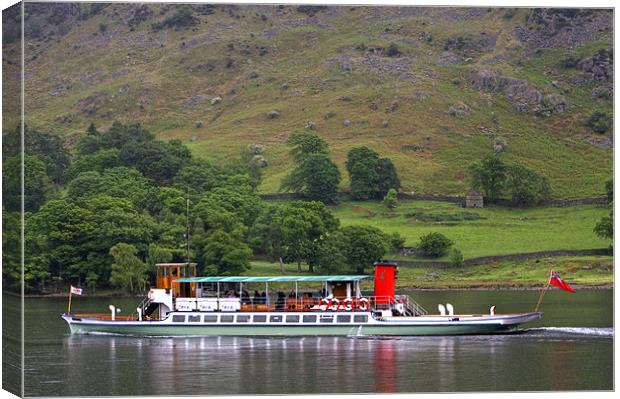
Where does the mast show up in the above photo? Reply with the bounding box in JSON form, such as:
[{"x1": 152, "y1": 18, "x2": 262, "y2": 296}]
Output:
[{"x1": 185, "y1": 187, "x2": 190, "y2": 265}]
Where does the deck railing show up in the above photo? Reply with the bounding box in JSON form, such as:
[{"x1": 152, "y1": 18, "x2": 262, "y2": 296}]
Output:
[{"x1": 172, "y1": 295, "x2": 428, "y2": 315}]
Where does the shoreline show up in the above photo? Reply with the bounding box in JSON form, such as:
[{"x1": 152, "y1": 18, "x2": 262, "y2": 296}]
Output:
[{"x1": 7, "y1": 284, "x2": 613, "y2": 298}]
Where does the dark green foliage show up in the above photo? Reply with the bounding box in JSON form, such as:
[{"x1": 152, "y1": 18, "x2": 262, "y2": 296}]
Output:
[
  {"x1": 605, "y1": 179, "x2": 613, "y2": 203},
  {"x1": 202, "y1": 229, "x2": 252, "y2": 276},
  {"x1": 559, "y1": 56, "x2": 579, "y2": 68},
  {"x1": 469, "y1": 154, "x2": 507, "y2": 201},
  {"x1": 2, "y1": 125, "x2": 70, "y2": 183},
  {"x1": 173, "y1": 160, "x2": 226, "y2": 196},
  {"x1": 383, "y1": 188, "x2": 398, "y2": 209},
  {"x1": 109, "y1": 243, "x2": 149, "y2": 294},
  {"x1": 67, "y1": 167, "x2": 155, "y2": 211},
  {"x1": 594, "y1": 209, "x2": 613, "y2": 240},
  {"x1": 195, "y1": 186, "x2": 261, "y2": 229},
  {"x1": 27, "y1": 196, "x2": 155, "y2": 287},
  {"x1": 249, "y1": 201, "x2": 339, "y2": 272},
  {"x1": 418, "y1": 232, "x2": 453, "y2": 257},
  {"x1": 282, "y1": 153, "x2": 341, "y2": 203},
  {"x1": 505, "y1": 163, "x2": 552, "y2": 207},
  {"x1": 2, "y1": 209, "x2": 23, "y2": 290},
  {"x1": 450, "y1": 248, "x2": 464, "y2": 267},
  {"x1": 346, "y1": 147, "x2": 400, "y2": 199},
  {"x1": 102, "y1": 121, "x2": 154, "y2": 150},
  {"x1": 286, "y1": 131, "x2": 329, "y2": 162},
  {"x1": 405, "y1": 210, "x2": 485, "y2": 222},
  {"x1": 119, "y1": 139, "x2": 189, "y2": 184},
  {"x1": 376, "y1": 158, "x2": 401, "y2": 197},
  {"x1": 282, "y1": 132, "x2": 340, "y2": 203},
  {"x1": 153, "y1": 6, "x2": 197, "y2": 30},
  {"x1": 2, "y1": 155, "x2": 55, "y2": 212},
  {"x1": 315, "y1": 225, "x2": 391, "y2": 274},
  {"x1": 65, "y1": 148, "x2": 122, "y2": 181},
  {"x1": 585, "y1": 111, "x2": 612, "y2": 134},
  {"x1": 350, "y1": 161, "x2": 378, "y2": 199},
  {"x1": 386, "y1": 43, "x2": 401, "y2": 57}
]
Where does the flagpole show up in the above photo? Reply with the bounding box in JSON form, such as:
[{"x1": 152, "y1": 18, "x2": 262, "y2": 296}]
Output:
[
  {"x1": 534, "y1": 270, "x2": 552, "y2": 312},
  {"x1": 67, "y1": 287, "x2": 73, "y2": 315}
]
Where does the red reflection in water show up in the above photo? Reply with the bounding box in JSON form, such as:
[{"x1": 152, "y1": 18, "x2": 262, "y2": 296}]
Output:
[{"x1": 374, "y1": 341, "x2": 397, "y2": 393}]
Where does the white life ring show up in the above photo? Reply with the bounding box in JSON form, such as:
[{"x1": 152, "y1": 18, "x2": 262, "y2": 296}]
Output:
[
  {"x1": 343, "y1": 298, "x2": 353, "y2": 311},
  {"x1": 320, "y1": 297, "x2": 330, "y2": 311},
  {"x1": 358, "y1": 297, "x2": 369, "y2": 311},
  {"x1": 329, "y1": 298, "x2": 340, "y2": 311},
  {"x1": 147, "y1": 289, "x2": 155, "y2": 302}
]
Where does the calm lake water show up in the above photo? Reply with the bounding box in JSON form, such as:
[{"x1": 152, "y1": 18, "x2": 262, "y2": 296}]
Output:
[{"x1": 3, "y1": 289, "x2": 614, "y2": 396}]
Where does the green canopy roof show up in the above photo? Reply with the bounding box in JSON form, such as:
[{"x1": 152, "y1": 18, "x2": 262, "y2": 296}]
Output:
[{"x1": 175, "y1": 275, "x2": 371, "y2": 283}]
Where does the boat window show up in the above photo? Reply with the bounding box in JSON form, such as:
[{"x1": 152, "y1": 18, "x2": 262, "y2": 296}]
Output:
[
  {"x1": 285, "y1": 315, "x2": 300, "y2": 323},
  {"x1": 302, "y1": 315, "x2": 317, "y2": 323},
  {"x1": 353, "y1": 315, "x2": 368, "y2": 323},
  {"x1": 172, "y1": 315, "x2": 185, "y2": 323},
  {"x1": 188, "y1": 315, "x2": 200, "y2": 322},
  {"x1": 203, "y1": 315, "x2": 217, "y2": 323},
  {"x1": 319, "y1": 316, "x2": 334, "y2": 323},
  {"x1": 253, "y1": 315, "x2": 267, "y2": 323},
  {"x1": 337, "y1": 315, "x2": 351, "y2": 323},
  {"x1": 269, "y1": 315, "x2": 283, "y2": 323},
  {"x1": 237, "y1": 315, "x2": 251, "y2": 323},
  {"x1": 220, "y1": 315, "x2": 234, "y2": 323}
]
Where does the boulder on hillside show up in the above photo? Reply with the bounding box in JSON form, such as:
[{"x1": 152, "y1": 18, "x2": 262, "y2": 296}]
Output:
[
  {"x1": 266, "y1": 110, "x2": 280, "y2": 119},
  {"x1": 448, "y1": 101, "x2": 470, "y2": 118},
  {"x1": 252, "y1": 155, "x2": 268, "y2": 168},
  {"x1": 248, "y1": 143, "x2": 264, "y2": 154}
]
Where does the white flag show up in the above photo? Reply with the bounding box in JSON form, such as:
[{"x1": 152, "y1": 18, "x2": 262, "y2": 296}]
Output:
[{"x1": 70, "y1": 286, "x2": 83, "y2": 295}]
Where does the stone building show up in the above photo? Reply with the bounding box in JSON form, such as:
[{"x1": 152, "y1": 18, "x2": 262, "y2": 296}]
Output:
[{"x1": 465, "y1": 190, "x2": 484, "y2": 208}]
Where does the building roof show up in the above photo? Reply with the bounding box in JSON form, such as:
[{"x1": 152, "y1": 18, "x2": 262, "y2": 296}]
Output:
[{"x1": 174, "y1": 275, "x2": 372, "y2": 283}]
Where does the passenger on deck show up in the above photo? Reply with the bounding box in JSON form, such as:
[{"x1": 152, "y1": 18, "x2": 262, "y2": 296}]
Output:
[
  {"x1": 253, "y1": 290, "x2": 261, "y2": 304},
  {"x1": 241, "y1": 289, "x2": 250, "y2": 304},
  {"x1": 276, "y1": 292, "x2": 285, "y2": 311}
]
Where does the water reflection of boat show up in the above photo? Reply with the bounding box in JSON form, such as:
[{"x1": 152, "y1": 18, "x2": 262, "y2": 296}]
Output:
[{"x1": 61, "y1": 262, "x2": 542, "y2": 336}]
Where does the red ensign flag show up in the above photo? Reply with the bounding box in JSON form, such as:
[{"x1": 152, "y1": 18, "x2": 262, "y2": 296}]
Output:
[{"x1": 549, "y1": 271, "x2": 576, "y2": 293}]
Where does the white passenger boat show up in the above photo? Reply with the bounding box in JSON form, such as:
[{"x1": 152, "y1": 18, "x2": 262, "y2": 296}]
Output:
[{"x1": 61, "y1": 262, "x2": 543, "y2": 336}]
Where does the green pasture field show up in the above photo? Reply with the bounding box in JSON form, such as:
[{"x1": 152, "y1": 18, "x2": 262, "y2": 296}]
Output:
[
  {"x1": 330, "y1": 200, "x2": 611, "y2": 260},
  {"x1": 247, "y1": 256, "x2": 613, "y2": 289}
]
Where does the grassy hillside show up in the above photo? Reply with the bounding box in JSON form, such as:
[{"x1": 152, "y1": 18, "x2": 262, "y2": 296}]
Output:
[
  {"x1": 332, "y1": 200, "x2": 611, "y2": 260},
  {"x1": 11, "y1": 4, "x2": 613, "y2": 197},
  {"x1": 247, "y1": 256, "x2": 613, "y2": 288}
]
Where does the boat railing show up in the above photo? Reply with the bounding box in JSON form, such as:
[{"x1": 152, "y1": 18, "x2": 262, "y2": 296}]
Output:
[
  {"x1": 171, "y1": 295, "x2": 425, "y2": 314},
  {"x1": 394, "y1": 294, "x2": 428, "y2": 316}
]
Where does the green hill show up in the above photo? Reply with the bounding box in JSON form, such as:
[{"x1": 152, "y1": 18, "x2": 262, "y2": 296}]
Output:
[{"x1": 5, "y1": 4, "x2": 613, "y2": 197}]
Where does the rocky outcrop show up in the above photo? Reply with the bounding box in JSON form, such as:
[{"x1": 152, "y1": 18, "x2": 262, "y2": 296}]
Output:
[
  {"x1": 516, "y1": 9, "x2": 612, "y2": 54},
  {"x1": 73, "y1": 92, "x2": 108, "y2": 116},
  {"x1": 468, "y1": 69, "x2": 568, "y2": 115},
  {"x1": 571, "y1": 48, "x2": 613, "y2": 85}
]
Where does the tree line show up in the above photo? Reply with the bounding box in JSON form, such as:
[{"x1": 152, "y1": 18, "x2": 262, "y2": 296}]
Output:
[{"x1": 2, "y1": 124, "x2": 403, "y2": 294}]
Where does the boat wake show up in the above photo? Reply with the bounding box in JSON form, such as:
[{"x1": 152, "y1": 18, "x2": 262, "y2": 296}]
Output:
[{"x1": 524, "y1": 327, "x2": 613, "y2": 337}]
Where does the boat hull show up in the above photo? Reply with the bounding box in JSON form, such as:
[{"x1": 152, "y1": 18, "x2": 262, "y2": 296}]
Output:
[{"x1": 62, "y1": 312, "x2": 542, "y2": 337}]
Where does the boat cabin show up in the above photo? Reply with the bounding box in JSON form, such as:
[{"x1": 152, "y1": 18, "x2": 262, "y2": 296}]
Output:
[{"x1": 155, "y1": 263, "x2": 197, "y2": 297}]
